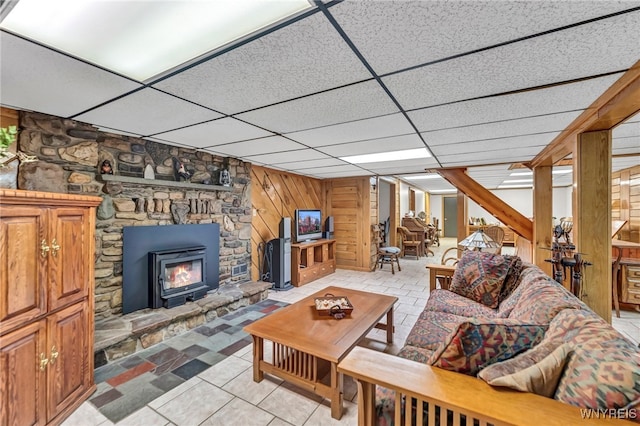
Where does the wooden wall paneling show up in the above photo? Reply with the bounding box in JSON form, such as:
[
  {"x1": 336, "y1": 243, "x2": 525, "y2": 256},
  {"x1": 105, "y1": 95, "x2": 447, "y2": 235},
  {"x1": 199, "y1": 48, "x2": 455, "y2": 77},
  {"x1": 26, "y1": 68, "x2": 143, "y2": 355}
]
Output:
[
  {"x1": 250, "y1": 166, "x2": 323, "y2": 281},
  {"x1": 573, "y1": 130, "x2": 612, "y2": 323},
  {"x1": 370, "y1": 179, "x2": 378, "y2": 269}
]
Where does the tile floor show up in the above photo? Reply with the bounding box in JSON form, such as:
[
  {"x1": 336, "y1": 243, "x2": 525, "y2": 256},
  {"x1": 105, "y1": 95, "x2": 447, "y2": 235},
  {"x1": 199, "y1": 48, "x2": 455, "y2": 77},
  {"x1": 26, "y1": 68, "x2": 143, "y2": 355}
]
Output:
[{"x1": 63, "y1": 238, "x2": 640, "y2": 426}]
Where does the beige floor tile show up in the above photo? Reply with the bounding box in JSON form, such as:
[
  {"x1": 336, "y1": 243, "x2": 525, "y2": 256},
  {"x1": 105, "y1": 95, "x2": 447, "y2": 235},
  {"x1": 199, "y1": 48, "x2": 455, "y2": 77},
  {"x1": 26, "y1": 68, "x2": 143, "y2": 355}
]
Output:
[
  {"x1": 198, "y1": 355, "x2": 252, "y2": 387},
  {"x1": 116, "y1": 406, "x2": 170, "y2": 426},
  {"x1": 200, "y1": 397, "x2": 274, "y2": 426},
  {"x1": 303, "y1": 400, "x2": 358, "y2": 426},
  {"x1": 61, "y1": 402, "x2": 113, "y2": 426},
  {"x1": 258, "y1": 386, "x2": 320, "y2": 426},
  {"x1": 268, "y1": 418, "x2": 294, "y2": 426},
  {"x1": 222, "y1": 369, "x2": 282, "y2": 405},
  {"x1": 149, "y1": 377, "x2": 202, "y2": 410},
  {"x1": 156, "y1": 381, "x2": 233, "y2": 426}
]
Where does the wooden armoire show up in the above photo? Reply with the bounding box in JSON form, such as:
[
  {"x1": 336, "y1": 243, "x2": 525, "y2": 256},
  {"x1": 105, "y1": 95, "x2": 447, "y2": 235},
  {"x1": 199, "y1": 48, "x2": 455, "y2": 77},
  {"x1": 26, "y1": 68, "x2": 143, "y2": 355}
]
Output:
[{"x1": 0, "y1": 189, "x2": 101, "y2": 426}]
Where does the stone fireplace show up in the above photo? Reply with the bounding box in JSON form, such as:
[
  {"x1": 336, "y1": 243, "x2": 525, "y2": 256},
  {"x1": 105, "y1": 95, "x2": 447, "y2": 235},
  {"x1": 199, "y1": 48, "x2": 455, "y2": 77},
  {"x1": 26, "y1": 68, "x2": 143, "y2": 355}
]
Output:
[
  {"x1": 16, "y1": 111, "x2": 270, "y2": 365},
  {"x1": 149, "y1": 246, "x2": 208, "y2": 309}
]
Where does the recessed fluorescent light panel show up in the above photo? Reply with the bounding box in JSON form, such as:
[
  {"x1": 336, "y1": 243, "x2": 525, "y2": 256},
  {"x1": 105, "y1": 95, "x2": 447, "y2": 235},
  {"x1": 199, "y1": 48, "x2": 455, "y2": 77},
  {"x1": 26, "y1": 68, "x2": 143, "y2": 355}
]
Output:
[
  {"x1": 498, "y1": 184, "x2": 533, "y2": 189},
  {"x1": 502, "y1": 179, "x2": 533, "y2": 184},
  {"x1": 0, "y1": 0, "x2": 312, "y2": 81},
  {"x1": 405, "y1": 174, "x2": 441, "y2": 180},
  {"x1": 429, "y1": 189, "x2": 456, "y2": 193},
  {"x1": 511, "y1": 169, "x2": 572, "y2": 177},
  {"x1": 341, "y1": 148, "x2": 431, "y2": 164}
]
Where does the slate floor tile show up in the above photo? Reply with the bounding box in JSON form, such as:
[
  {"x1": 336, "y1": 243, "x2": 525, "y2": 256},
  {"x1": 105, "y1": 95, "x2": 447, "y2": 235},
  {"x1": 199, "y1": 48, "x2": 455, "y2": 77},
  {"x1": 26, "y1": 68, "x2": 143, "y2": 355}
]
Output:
[{"x1": 172, "y1": 358, "x2": 211, "y2": 380}]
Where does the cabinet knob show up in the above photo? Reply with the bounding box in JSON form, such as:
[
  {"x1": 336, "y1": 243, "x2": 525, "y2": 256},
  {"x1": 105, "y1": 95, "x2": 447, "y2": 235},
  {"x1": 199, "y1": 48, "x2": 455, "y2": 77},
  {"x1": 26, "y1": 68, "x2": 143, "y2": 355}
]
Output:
[
  {"x1": 39, "y1": 353, "x2": 49, "y2": 371},
  {"x1": 41, "y1": 239, "x2": 50, "y2": 257},
  {"x1": 50, "y1": 346, "x2": 59, "y2": 365},
  {"x1": 51, "y1": 239, "x2": 60, "y2": 257}
]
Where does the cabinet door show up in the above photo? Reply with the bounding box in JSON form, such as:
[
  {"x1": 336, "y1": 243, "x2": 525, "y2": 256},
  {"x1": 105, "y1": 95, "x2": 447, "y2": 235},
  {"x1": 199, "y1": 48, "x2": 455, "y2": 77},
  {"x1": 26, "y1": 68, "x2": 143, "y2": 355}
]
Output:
[
  {"x1": 48, "y1": 208, "x2": 90, "y2": 311},
  {"x1": 46, "y1": 302, "x2": 91, "y2": 422},
  {"x1": 0, "y1": 205, "x2": 47, "y2": 335},
  {"x1": 0, "y1": 321, "x2": 48, "y2": 426}
]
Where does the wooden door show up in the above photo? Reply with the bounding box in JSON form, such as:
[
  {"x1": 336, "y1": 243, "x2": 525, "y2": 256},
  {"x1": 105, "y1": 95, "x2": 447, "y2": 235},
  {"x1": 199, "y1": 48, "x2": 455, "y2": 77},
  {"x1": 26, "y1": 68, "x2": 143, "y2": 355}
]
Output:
[
  {"x1": 46, "y1": 302, "x2": 90, "y2": 422},
  {"x1": 48, "y1": 208, "x2": 90, "y2": 311},
  {"x1": 0, "y1": 205, "x2": 47, "y2": 335},
  {"x1": 0, "y1": 321, "x2": 48, "y2": 426}
]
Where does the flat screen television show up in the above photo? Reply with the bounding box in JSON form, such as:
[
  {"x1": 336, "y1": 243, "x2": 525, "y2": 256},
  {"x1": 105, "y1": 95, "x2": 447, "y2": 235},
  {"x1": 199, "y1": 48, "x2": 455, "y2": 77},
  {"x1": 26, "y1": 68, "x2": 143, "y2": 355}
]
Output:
[{"x1": 295, "y1": 209, "x2": 323, "y2": 242}]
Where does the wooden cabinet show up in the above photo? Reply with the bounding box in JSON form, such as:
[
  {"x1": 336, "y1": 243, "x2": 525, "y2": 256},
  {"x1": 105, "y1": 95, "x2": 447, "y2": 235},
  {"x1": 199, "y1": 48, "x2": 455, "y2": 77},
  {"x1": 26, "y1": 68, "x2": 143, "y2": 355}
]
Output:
[
  {"x1": 621, "y1": 262, "x2": 640, "y2": 306},
  {"x1": 0, "y1": 189, "x2": 101, "y2": 426},
  {"x1": 291, "y1": 239, "x2": 336, "y2": 286}
]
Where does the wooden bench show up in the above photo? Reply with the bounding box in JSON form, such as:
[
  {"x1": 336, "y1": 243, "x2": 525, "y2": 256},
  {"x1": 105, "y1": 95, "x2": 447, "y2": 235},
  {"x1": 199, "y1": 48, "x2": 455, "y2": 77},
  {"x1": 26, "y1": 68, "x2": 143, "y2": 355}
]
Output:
[{"x1": 338, "y1": 346, "x2": 636, "y2": 425}]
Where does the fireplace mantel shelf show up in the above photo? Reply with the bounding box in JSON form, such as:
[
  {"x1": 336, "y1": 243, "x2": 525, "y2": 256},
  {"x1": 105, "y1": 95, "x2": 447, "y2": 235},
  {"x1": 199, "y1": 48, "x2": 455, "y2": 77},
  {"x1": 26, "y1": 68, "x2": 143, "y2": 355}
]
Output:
[{"x1": 99, "y1": 174, "x2": 233, "y2": 191}]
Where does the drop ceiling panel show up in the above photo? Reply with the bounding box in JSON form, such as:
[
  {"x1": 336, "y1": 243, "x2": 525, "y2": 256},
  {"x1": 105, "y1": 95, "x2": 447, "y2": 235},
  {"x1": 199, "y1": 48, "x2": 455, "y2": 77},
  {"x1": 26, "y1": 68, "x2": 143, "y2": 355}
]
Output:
[
  {"x1": 0, "y1": 32, "x2": 142, "y2": 118},
  {"x1": 271, "y1": 158, "x2": 348, "y2": 170},
  {"x1": 205, "y1": 136, "x2": 307, "y2": 157},
  {"x1": 153, "y1": 13, "x2": 371, "y2": 114},
  {"x1": 285, "y1": 114, "x2": 415, "y2": 147},
  {"x1": 422, "y1": 111, "x2": 580, "y2": 148},
  {"x1": 288, "y1": 164, "x2": 367, "y2": 175},
  {"x1": 308, "y1": 169, "x2": 373, "y2": 178},
  {"x1": 74, "y1": 88, "x2": 222, "y2": 136},
  {"x1": 330, "y1": 1, "x2": 640, "y2": 75},
  {"x1": 153, "y1": 117, "x2": 273, "y2": 148},
  {"x1": 408, "y1": 74, "x2": 621, "y2": 132},
  {"x1": 430, "y1": 134, "x2": 554, "y2": 157},
  {"x1": 383, "y1": 12, "x2": 640, "y2": 110},
  {"x1": 613, "y1": 156, "x2": 640, "y2": 171},
  {"x1": 244, "y1": 149, "x2": 330, "y2": 165},
  {"x1": 613, "y1": 119, "x2": 640, "y2": 138},
  {"x1": 315, "y1": 134, "x2": 424, "y2": 157},
  {"x1": 235, "y1": 80, "x2": 398, "y2": 133}
]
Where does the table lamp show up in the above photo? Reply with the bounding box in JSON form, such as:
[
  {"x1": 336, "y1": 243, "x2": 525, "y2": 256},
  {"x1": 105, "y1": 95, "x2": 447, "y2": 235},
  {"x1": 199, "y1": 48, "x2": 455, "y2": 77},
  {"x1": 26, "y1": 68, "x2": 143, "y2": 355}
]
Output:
[{"x1": 459, "y1": 229, "x2": 500, "y2": 250}]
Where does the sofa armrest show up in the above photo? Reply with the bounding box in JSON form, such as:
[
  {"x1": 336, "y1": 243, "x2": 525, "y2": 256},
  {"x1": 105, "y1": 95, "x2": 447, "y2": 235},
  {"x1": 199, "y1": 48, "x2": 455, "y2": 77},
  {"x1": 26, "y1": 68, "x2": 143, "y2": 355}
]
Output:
[{"x1": 338, "y1": 347, "x2": 636, "y2": 425}]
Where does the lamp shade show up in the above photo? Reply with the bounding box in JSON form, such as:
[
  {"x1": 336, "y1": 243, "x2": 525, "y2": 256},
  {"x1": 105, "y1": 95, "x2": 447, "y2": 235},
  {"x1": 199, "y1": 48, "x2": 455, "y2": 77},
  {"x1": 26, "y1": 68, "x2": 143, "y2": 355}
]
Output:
[{"x1": 459, "y1": 229, "x2": 500, "y2": 249}]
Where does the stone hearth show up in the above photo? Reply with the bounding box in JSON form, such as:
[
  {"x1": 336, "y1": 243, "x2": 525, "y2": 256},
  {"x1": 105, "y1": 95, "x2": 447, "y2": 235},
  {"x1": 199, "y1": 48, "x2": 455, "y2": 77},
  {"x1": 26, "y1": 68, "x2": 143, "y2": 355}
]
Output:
[{"x1": 94, "y1": 280, "x2": 270, "y2": 367}]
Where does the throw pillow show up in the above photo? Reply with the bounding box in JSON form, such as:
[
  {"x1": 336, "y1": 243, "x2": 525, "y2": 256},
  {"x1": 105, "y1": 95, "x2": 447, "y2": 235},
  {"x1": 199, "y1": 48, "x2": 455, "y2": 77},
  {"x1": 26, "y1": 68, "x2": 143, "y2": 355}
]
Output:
[
  {"x1": 449, "y1": 251, "x2": 515, "y2": 309},
  {"x1": 499, "y1": 255, "x2": 524, "y2": 303},
  {"x1": 478, "y1": 343, "x2": 571, "y2": 397},
  {"x1": 426, "y1": 318, "x2": 547, "y2": 376}
]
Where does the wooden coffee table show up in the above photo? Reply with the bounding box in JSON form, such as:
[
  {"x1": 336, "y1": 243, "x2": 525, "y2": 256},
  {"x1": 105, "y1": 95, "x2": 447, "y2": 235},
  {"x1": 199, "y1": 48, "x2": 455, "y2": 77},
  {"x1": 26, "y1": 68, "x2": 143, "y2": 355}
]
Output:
[{"x1": 243, "y1": 286, "x2": 397, "y2": 419}]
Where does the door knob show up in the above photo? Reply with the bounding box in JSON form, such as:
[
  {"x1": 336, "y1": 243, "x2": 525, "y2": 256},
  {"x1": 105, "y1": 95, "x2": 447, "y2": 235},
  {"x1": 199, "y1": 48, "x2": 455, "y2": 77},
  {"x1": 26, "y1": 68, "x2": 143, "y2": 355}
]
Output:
[
  {"x1": 41, "y1": 240, "x2": 50, "y2": 257},
  {"x1": 39, "y1": 353, "x2": 49, "y2": 371},
  {"x1": 50, "y1": 346, "x2": 59, "y2": 365},
  {"x1": 51, "y1": 239, "x2": 60, "y2": 257}
]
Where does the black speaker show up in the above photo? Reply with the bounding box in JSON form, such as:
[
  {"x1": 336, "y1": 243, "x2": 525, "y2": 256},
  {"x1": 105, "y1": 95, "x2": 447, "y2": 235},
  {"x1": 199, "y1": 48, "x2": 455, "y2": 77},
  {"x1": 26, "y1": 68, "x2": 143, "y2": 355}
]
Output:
[
  {"x1": 324, "y1": 216, "x2": 334, "y2": 239},
  {"x1": 325, "y1": 216, "x2": 334, "y2": 232},
  {"x1": 267, "y1": 238, "x2": 292, "y2": 291},
  {"x1": 279, "y1": 217, "x2": 291, "y2": 240}
]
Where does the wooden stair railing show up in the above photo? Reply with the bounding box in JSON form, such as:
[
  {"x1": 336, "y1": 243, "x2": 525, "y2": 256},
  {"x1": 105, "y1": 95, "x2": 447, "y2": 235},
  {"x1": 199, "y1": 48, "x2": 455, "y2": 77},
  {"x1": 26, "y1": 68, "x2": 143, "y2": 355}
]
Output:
[{"x1": 438, "y1": 168, "x2": 533, "y2": 242}]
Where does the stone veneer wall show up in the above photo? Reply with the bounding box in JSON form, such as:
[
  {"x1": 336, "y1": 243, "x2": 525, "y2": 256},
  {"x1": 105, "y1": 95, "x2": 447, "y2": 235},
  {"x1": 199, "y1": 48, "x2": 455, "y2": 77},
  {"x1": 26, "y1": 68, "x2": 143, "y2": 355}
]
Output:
[{"x1": 17, "y1": 111, "x2": 252, "y2": 320}]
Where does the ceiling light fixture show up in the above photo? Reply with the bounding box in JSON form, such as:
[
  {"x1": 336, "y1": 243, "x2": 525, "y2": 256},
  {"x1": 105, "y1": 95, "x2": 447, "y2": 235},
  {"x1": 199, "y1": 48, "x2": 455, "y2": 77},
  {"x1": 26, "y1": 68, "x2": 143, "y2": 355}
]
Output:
[
  {"x1": 502, "y1": 179, "x2": 534, "y2": 184},
  {"x1": 0, "y1": 0, "x2": 312, "y2": 82},
  {"x1": 429, "y1": 189, "x2": 457, "y2": 194},
  {"x1": 340, "y1": 148, "x2": 431, "y2": 164},
  {"x1": 497, "y1": 184, "x2": 533, "y2": 189}
]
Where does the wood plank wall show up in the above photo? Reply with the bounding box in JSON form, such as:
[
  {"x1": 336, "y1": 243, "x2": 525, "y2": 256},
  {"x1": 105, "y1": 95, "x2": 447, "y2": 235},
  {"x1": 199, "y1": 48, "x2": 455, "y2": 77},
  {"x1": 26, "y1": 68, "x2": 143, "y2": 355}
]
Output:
[
  {"x1": 250, "y1": 166, "x2": 323, "y2": 281},
  {"x1": 612, "y1": 164, "x2": 640, "y2": 257},
  {"x1": 325, "y1": 176, "x2": 376, "y2": 272}
]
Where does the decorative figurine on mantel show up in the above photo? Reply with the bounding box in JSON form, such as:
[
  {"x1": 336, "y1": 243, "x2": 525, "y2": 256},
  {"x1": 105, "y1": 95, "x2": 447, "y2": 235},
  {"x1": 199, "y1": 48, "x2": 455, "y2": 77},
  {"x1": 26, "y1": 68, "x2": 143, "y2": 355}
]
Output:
[
  {"x1": 172, "y1": 157, "x2": 191, "y2": 182},
  {"x1": 100, "y1": 159, "x2": 113, "y2": 175}
]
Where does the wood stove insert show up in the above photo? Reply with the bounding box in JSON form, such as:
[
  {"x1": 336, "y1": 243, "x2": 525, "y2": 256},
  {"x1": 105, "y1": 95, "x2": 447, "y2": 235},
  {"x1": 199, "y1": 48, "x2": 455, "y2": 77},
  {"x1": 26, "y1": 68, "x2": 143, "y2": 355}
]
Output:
[{"x1": 149, "y1": 246, "x2": 209, "y2": 309}]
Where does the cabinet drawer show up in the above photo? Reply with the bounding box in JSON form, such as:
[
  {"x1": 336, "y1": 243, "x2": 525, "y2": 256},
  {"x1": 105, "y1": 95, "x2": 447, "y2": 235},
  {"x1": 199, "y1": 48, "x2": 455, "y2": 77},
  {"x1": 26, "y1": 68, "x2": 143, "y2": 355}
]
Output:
[
  {"x1": 627, "y1": 266, "x2": 640, "y2": 279},
  {"x1": 622, "y1": 291, "x2": 640, "y2": 303},
  {"x1": 626, "y1": 279, "x2": 640, "y2": 291}
]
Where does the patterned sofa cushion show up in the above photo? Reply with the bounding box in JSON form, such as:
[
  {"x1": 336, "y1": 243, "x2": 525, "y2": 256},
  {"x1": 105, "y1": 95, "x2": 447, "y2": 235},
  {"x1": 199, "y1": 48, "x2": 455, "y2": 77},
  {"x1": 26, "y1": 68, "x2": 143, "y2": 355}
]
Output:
[
  {"x1": 424, "y1": 289, "x2": 499, "y2": 319},
  {"x1": 507, "y1": 276, "x2": 586, "y2": 324},
  {"x1": 406, "y1": 311, "x2": 470, "y2": 351},
  {"x1": 498, "y1": 255, "x2": 524, "y2": 303},
  {"x1": 426, "y1": 318, "x2": 547, "y2": 376},
  {"x1": 497, "y1": 265, "x2": 547, "y2": 317},
  {"x1": 449, "y1": 251, "x2": 517, "y2": 309},
  {"x1": 478, "y1": 343, "x2": 571, "y2": 397}
]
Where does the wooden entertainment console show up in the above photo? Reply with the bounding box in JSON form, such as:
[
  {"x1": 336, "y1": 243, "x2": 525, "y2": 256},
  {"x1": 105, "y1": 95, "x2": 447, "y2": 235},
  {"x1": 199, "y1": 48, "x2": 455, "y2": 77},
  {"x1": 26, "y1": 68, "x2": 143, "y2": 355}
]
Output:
[{"x1": 291, "y1": 239, "x2": 336, "y2": 286}]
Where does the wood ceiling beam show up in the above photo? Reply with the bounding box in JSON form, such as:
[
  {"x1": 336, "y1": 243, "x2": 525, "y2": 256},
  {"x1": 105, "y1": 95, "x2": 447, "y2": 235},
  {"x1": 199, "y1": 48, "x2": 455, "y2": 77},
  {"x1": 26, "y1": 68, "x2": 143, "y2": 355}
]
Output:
[
  {"x1": 438, "y1": 168, "x2": 533, "y2": 241},
  {"x1": 529, "y1": 60, "x2": 640, "y2": 168}
]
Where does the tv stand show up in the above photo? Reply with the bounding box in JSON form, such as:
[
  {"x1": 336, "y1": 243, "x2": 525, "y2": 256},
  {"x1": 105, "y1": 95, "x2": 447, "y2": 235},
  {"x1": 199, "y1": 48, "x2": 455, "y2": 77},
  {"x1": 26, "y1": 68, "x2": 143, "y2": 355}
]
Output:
[{"x1": 291, "y1": 239, "x2": 336, "y2": 286}]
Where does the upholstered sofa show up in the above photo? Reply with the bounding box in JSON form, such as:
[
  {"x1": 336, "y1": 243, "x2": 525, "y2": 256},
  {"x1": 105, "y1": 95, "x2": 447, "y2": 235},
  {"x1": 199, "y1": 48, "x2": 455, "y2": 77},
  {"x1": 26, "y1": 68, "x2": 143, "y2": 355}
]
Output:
[{"x1": 338, "y1": 251, "x2": 640, "y2": 425}]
